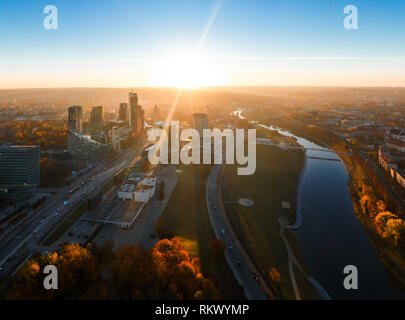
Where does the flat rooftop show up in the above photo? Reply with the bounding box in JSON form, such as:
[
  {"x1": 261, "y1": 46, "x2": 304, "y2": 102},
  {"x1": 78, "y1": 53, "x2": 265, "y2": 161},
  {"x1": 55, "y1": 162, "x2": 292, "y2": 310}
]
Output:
[
  {"x1": 120, "y1": 184, "x2": 136, "y2": 192},
  {"x1": 108, "y1": 200, "x2": 144, "y2": 223}
]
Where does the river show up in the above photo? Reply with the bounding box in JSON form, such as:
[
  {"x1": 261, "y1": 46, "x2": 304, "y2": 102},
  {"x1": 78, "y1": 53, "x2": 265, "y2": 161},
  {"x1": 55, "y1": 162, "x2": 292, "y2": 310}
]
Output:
[{"x1": 259, "y1": 124, "x2": 404, "y2": 299}]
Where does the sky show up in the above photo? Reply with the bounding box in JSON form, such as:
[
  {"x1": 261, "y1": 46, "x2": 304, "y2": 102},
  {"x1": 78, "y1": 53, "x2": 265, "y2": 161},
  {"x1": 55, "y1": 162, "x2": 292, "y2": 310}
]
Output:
[{"x1": 1, "y1": 0, "x2": 405, "y2": 88}]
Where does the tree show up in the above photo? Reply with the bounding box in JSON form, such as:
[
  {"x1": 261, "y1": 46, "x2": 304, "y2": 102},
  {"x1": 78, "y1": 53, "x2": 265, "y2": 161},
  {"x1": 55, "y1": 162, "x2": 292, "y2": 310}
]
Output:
[
  {"x1": 7, "y1": 244, "x2": 99, "y2": 300},
  {"x1": 269, "y1": 267, "x2": 281, "y2": 286},
  {"x1": 374, "y1": 211, "x2": 405, "y2": 247},
  {"x1": 7, "y1": 239, "x2": 219, "y2": 300}
]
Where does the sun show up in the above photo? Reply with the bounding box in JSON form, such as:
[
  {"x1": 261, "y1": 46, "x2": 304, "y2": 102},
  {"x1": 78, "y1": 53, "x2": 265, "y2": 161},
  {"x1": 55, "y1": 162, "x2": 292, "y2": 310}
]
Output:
[{"x1": 148, "y1": 48, "x2": 228, "y2": 88}]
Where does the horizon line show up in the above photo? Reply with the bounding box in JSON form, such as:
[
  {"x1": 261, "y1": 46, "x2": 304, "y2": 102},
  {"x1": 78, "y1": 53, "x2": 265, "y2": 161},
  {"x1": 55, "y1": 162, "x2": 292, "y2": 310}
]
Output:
[{"x1": 2, "y1": 85, "x2": 405, "y2": 90}]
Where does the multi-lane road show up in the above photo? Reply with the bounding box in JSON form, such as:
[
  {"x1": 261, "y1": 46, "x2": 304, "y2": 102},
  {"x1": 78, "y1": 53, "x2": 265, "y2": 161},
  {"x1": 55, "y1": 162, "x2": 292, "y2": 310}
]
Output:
[
  {"x1": 206, "y1": 164, "x2": 274, "y2": 300},
  {"x1": 0, "y1": 148, "x2": 142, "y2": 278}
]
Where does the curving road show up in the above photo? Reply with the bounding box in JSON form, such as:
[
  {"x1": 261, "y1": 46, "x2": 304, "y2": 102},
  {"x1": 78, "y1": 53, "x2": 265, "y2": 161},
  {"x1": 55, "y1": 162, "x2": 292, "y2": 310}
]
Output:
[{"x1": 206, "y1": 164, "x2": 274, "y2": 300}]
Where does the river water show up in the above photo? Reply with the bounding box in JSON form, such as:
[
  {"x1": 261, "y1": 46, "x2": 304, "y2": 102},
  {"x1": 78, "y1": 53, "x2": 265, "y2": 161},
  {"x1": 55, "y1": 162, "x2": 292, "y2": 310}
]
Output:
[{"x1": 260, "y1": 124, "x2": 404, "y2": 299}]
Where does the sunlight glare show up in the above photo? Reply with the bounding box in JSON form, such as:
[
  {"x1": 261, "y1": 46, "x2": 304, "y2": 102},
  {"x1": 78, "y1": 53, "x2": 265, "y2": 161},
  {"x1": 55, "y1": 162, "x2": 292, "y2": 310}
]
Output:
[{"x1": 148, "y1": 48, "x2": 228, "y2": 88}]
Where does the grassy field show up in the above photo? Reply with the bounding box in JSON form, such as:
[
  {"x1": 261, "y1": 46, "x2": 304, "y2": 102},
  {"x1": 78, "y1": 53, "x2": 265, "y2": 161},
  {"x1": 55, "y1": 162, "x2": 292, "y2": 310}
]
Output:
[
  {"x1": 221, "y1": 144, "x2": 311, "y2": 299},
  {"x1": 156, "y1": 164, "x2": 245, "y2": 300}
]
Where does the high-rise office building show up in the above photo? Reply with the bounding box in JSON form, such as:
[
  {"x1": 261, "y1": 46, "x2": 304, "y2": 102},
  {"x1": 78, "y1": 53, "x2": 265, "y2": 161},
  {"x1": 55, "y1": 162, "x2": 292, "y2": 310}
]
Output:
[
  {"x1": 129, "y1": 91, "x2": 144, "y2": 137},
  {"x1": 68, "y1": 105, "x2": 83, "y2": 134},
  {"x1": 140, "y1": 109, "x2": 145, "y2": 134},
  {"x1": 67, "y1": 106, "x2": 83, "y2": 155},
  {"x1": 90, "y1": 106, "x2": 103, "y2": 130},
  {"x1": 0, "y1": 145, "x2": 40, "y2": 203},
  {"x1": 109, "y1": 127, "x2": 121, "y2": 153},
  {"x1": 108, "y1": 110, "x2": 117, "y2": 122},
  {"x1": 192, "y1": 113, "x2": 208, "y2": 136},
  {"x1": 119, "y1": 102, "x2": 129, "y2": 123},
  {"x1": 129, "y1": 92, "x2": 138, "y2": 129},
  {"x1": 153, "y1": 105, "x2": 160, "y2": 123}
]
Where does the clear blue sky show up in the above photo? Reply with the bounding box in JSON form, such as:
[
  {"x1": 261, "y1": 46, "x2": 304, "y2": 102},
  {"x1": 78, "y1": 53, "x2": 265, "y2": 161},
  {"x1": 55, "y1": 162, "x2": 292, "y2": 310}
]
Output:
[{"x1": 1, "y1": 0, "x2": 405, "y2": 88}]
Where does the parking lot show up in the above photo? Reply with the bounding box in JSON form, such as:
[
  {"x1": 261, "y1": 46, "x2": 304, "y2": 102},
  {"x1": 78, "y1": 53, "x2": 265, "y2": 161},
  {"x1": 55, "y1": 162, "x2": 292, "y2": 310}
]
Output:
[{"x1": 52, "y1": 220, "x2": 100, "y2": 247}]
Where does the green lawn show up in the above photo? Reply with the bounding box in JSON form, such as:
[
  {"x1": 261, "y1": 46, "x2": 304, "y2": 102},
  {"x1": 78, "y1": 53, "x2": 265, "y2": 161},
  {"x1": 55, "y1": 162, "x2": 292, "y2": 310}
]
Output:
[
  {"x1": 222, "y1": 145, "x2": 307, "y2": 299},
  {"x1": 156, "y1": 164, "x2": 245, "y2": 300}
]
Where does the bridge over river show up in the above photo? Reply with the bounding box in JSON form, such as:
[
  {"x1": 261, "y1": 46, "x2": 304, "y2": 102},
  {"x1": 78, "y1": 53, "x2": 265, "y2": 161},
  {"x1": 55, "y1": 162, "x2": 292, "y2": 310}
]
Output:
[{"x1": 256, "y1": 139, "x2": 350, "y2": 161}]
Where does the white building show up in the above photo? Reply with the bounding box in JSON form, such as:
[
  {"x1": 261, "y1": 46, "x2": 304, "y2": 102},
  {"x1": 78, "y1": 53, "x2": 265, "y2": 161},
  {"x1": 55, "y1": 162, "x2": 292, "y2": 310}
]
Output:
[
  {"x1": 117, "y1": 176, "x2": 156, "y2": 202},
  {"x1": 134, "y1": 176, "x2": 156, "y2": 202},
  {"x1": 117, "y1": 184, "x2": 136, "y2": 200}
]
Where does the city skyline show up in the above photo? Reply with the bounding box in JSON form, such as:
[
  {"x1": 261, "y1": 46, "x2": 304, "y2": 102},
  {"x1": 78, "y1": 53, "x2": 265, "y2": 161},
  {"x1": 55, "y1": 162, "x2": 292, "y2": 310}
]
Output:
[{"x1": 1, "y1": 0, "x2": 405, "y2": 88}]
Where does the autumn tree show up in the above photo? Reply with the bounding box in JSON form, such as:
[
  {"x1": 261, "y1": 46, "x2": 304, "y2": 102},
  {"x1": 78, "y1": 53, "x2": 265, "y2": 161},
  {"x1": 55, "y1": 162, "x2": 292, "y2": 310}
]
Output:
[
  {"x1": 375, "y1": 211, "x2": 405, "y2": 247},
  {"x1": 7, "y1": 244, "x2": 99, "y2": 300},
  {"x1": 269, "y1": 267, "x2": 281, "y2": 286},
  {"x1": 7, "y1": 239, "x2": 219, "y2": 300}
]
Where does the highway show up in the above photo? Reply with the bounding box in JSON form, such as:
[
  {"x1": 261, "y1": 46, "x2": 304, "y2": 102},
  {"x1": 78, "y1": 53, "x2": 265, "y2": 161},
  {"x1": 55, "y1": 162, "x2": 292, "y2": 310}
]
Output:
[
  {"x1": 206, "y1": 164, "x2": 273, "y2": 300},
  {"x1": 0, "y1": 147, "x2": 142, "y2": 278}
]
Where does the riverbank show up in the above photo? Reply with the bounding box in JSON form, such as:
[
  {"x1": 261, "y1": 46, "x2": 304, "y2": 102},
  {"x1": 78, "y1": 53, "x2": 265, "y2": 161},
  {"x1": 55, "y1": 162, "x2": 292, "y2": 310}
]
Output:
[
  {"x1": 221, "y1": 144, "x2": 319, "y2": 299},
  {"x1": 281, "y1": 124, "x2": 405, "y2": 292},
  {"x1": 331, "y1": 143, "x2": 405, "y2": 291}
]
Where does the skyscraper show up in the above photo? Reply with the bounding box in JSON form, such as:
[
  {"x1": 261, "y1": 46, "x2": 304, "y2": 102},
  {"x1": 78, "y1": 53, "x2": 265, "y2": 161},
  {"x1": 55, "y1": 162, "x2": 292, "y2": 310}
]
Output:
[
  {"x1": 68, "y1": 105, "x2": 83, "y2": 134},
  {"x1": 90, "y1": 106, "x2": 103, "y2": 130},
  {"x1": 192, "y1": 113, "x2": 208, "y2": 136},
  {"x1": 109, "y1": 127, "x2": 121, "y2": 153},
  {"x1": 129, "y1": 91, "x2": 144, "y2": 137},
  {"x1": 129, "y1": 92, "x2": 138, "y2": 130},
  {"x1": 129, "y1": 92, "x2": 137, "y2": 135},
  {"x1": 140, "y1": 109, "x2": 145, "y2": 134},
  {"x1": 153, "y1": 105, "x2": 160, "y2": 123},
  {"x1": 0, "y1": 145, "x2": 40, "y2": 203},
  {"x1": 119, "y1": 102, "x2": 129, "y2": 123}
]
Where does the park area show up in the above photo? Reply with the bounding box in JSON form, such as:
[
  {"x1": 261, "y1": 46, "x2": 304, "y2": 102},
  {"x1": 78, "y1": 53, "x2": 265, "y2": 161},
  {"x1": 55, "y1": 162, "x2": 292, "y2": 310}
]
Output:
[{"x1": 221, "y1": 144, "x2": 314, "y2": 299}]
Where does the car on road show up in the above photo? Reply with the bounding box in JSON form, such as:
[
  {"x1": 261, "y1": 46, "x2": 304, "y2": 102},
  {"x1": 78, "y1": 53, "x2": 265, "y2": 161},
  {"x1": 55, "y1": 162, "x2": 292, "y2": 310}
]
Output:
[
  {"x1": 229, "y1": 246, "x2": 233, "y2": 250},
  {"x1": 54, "y1": 212, "x2": 59, "y2": 216},
  {"x1": 63, "y1": 201, "x2": 68, "y2": 205},
  {"x1": 40, "y1": 219, "x2": 45, "y2": 224},
  {"x1": 16, "y1": 235, "x2": 23, "y2": 240},
  {"x1": 221, "y1": 229, "x2": 225, "y2": 235},
  {"x1": 252, "y1": 273, "x2": 259, "y2": 281},
  {"x1": 236, "y1": 261, "x2": 241, "y2": 267}
]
